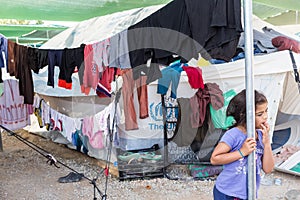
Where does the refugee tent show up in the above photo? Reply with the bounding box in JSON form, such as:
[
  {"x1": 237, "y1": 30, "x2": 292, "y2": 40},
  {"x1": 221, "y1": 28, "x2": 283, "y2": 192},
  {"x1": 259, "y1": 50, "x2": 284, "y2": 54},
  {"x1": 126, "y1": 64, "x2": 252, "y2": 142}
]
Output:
[
  {"x1": 2, "y1": 1, "x2": 300, "y2": 179},
  {"x1": 29, "y1": 1, "x2": 244, "y2": 166}
]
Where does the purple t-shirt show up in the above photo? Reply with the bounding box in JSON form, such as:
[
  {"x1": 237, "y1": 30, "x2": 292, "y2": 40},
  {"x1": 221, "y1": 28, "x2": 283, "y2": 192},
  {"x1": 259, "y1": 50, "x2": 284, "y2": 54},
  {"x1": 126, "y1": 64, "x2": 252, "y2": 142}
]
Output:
[{"x1": 215, "y1": 127, "x2": 264, "y2": 199}]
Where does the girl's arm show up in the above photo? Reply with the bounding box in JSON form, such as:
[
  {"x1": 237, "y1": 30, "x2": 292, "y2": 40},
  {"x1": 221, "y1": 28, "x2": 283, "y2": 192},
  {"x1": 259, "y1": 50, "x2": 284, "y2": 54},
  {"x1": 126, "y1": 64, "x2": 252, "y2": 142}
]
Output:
[
  {"x1": 261, "y1": 123, "x2": 275, "y2": 173},
  {"x1": 210, "y1": 138, "x2": 256, "y2": 165},
  {"x1": 262, "y1": 143, "x2": 274, "y2": 173}
]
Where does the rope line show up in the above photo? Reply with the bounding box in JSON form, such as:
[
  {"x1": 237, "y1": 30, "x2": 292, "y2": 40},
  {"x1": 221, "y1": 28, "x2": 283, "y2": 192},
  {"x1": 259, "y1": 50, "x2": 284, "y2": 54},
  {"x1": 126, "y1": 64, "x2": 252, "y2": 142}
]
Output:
[
  {"x1": 0, "y1": 86, "x2": 121, "y2": 200},
  {"x1": 0, "y1": 124, "x2": 107, "y2": 199}
]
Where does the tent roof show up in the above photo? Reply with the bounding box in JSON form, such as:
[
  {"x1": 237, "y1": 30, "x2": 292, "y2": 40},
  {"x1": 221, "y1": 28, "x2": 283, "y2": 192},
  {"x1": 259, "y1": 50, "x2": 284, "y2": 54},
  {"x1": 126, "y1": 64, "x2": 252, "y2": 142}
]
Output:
[
  {"x1": 42, "y1": 4, "x2": 300, "y2": 50},
  {"x1": 0, "y1": 0, "x2": 171, "y2": 43},
  {"x1": 1, "y1": 0, "x2": 300, "y2": 44},
  {"x1": 41, "y1": 5, "x2": 164, "y2": 49},
  {"x1": 0, "y1": 0, "x2": 299, "y2": 23}
]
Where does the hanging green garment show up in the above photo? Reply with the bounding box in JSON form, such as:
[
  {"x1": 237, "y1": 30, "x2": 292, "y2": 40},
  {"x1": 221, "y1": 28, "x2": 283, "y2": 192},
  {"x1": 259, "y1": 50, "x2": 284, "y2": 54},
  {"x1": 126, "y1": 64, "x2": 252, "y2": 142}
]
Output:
[
  {"x1": 209, "y1": 89, "x2": 236, "y2": 129},
  {"x1": 0, "y1": 82, "x2": 3, "y2": 96}
]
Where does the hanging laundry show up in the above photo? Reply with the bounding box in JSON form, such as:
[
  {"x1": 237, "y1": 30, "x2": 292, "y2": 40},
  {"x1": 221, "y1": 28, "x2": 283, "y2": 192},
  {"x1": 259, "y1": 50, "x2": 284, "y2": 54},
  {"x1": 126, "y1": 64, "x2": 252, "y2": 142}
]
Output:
[
  {"x1": 184, "y1": 0, "x2": 242, "y2": 61},
  {"x1": 210, "y1": 89, "x2": 236, "y2": 129},
  {"x1": 17, "y1": 45, "x2": 34, "y2": 104},
  {"x1": 49, "y1": 108, "x2": 64, "y2": 132},
  {"x1": 71, "y1": 119, "x2": 88, "y2": 154},
  {"x1": 109, "y1": 30, "x2": 131, "y2": 69},
  {"x1": 81, "y1": 44, "x2": 97, "y2": 94},
  {"x1": 128, "y1": 0, "x2": 195, "y2": 83},
  {"x1": 47, "y1": 49, "x2": 63, "y2": 87},
  {"x1": 0, "y1": 34, "x2": 8, "y2": 69},
  {"x1": 0, "y1": 79, "x2": 32, "y2": 130},
  {"x1": 96, "y1": 67, "x2": 120, "y2": 98},
  {"x1": 26, "y1": 47, "x2": 38, "y2": 74},
  {"x1": 97, "y1": 102, "x2": 113, "y2": 140},
  {"x1": 182, "y1": 65, "x2": 204, "y2": 89},
  {"x1": 33, "y1": 97, "x2": 45, "y2": 128},
  {"x1": 190, "y1": 83, "x2": 224, "y2": 128},
  {"x1": 60, "y1": 114, "x2": 76, "y2": 143},
  {"x1": 5, "y1": 42, "x2": 34, "y2": 104},
  {"x1": 82, "y1": 114, "x2": 104, "y2": 149},
  {"x1": 121, "y1": 68, "x2": 149, "y2": 131},
  {"x1": 0, "y1": 67, "x2": 2, "y2": 83},
  {"x1": 172, "y1": 98, "x2": 208, "y2": 147},
  {"x1": 0, "y1": 82, "x2": 3, "y2": 95},
  {"x1": 59, "y1": 44, "x2": 85, "y2": 90},
  {"x1": 128, "y1": 0, "x2": 242, "y2": 82},
  {"x1": 36, "y1": 49, "x2": 49, "y2": 73},
  {"x1": 157, "y1": 61, "x2": 185, "y2": 99},
  {"x1": 33, "y1": 95, "x2": 50, "y2": 129},
  {"x1": 92, "y1": 38, "x2": 110, "y2": 73},
  {"x1": 7, "y1": 40, "x2": 17, "y2": 77}
]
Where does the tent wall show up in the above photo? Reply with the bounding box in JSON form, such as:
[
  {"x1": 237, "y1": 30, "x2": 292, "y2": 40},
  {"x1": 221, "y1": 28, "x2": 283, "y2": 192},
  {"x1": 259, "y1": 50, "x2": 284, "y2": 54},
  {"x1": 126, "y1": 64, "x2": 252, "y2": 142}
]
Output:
[
  {"x1": 17, "y1": 4, "x2": 300, "y2": 163},
  {"x1": 117, "y1": 50, "x2": 299, "y2": 151},
  {"x1": 24, "y1": 49, "x2": 300, "y2": 162},
  {"x1": 279, "y1": 72, "x2": 300, "y2": 115}
]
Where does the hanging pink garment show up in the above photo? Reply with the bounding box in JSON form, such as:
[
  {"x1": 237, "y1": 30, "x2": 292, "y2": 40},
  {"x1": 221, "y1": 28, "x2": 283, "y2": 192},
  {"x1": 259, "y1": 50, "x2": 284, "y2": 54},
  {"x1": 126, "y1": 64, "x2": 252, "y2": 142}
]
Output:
[
  {"x1": 82, "y1": 116, "x2": 104, "y2": 149},
  {"x1": 0, "y1": 79, "x2": 32, "y2": 130}
]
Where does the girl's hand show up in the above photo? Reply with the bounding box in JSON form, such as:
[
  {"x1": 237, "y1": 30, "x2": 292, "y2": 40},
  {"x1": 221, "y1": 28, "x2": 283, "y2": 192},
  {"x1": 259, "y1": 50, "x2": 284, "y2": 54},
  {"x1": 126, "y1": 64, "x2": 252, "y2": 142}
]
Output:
[
  {"x1": 240, "y1": 138, "x2": 257, "y2": 156},
  {"x1": 261, "y1": 122, "x2": 271, "y2": 145}
]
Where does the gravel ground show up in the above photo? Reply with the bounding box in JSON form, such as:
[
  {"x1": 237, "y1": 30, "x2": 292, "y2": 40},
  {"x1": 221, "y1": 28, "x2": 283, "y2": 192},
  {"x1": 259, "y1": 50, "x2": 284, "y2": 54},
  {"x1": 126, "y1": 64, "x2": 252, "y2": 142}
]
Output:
[{"x1": 0, "y1": 129, "x2": 300, "y2": 200}]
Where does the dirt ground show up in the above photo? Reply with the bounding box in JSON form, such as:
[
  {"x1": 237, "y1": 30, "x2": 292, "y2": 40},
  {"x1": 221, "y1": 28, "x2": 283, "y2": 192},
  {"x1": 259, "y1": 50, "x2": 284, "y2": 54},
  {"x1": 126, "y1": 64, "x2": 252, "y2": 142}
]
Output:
[{"x1": 1, "y1": 129, "x2": 300, "y2": 200}]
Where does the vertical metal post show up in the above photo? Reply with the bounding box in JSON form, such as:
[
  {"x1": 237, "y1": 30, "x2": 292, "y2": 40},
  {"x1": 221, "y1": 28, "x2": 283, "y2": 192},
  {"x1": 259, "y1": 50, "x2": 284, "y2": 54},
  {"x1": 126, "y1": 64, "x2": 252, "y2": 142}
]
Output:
[
  {"x1": 243, "y1": 0, "x2": 256, "y2": 199},
  {"x1": 161, "y1": 95, "x2": 169, "y2": 176},
  {"x1": 0, "y1": 129, "x2": 3, "y2": 152}
]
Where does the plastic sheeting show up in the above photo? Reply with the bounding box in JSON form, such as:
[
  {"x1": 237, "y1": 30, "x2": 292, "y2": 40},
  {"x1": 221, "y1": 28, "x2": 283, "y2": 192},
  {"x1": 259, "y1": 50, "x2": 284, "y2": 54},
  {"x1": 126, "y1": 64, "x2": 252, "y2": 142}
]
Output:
[{"x1": 41, "y1": 5, "x2": 164, "y2": 49}]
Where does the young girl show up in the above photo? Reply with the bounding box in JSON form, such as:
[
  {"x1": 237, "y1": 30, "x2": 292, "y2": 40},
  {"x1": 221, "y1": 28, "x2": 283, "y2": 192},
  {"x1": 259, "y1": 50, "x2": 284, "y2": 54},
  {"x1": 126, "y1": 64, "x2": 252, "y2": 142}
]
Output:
[{"x1": 210, "y1": 89, "x2": 275, "y2": 200}]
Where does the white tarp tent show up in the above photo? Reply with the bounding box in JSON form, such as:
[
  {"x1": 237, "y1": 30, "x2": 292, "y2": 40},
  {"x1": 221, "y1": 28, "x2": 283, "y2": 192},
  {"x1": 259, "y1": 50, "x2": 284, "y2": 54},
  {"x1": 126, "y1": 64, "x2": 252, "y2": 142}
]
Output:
[
  {"x1": 33, "y1": 4, "x2": 163, "y2": 97},
  {"x1": 118, "y1": 49, "x2": 300, "y2": 148},
  {"x1": 28, "y1": 48, "x2": 300, "y2": 166},
  {"x1": 30, "y1": 6, "x2": 300, "y2": 172},
  {"x1": 40, "y1": 5, "x2": 164, "y2": 50},
  {"x1": 29, "y1": 5, "x2": 164, "y2": 119}
]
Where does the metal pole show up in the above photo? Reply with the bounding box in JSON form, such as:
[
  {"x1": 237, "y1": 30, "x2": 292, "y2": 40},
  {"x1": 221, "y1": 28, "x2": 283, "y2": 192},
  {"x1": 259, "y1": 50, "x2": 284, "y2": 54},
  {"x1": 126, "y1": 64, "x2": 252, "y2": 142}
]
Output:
[
  {"x1": 0, "y1": 128, "x2": 3, "y2": 152},
  {"x1": 243, "y1": 0, "x2": 256, "y2": 199}
]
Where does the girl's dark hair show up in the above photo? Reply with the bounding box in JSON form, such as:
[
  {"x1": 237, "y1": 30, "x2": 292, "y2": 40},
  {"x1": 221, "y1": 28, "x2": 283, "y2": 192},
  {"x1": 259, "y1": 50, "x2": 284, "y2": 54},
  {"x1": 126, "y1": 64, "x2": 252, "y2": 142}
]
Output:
[{"x1": 226, "y1": 89, "x2": 267, "y2": 127}]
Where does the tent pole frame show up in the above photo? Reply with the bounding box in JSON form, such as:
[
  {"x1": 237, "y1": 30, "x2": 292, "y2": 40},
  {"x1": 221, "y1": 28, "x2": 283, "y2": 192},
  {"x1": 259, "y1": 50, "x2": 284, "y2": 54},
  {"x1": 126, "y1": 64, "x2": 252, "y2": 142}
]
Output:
[{"x1": 243, "y1": 0, "x2": 256, "y2": 199}]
